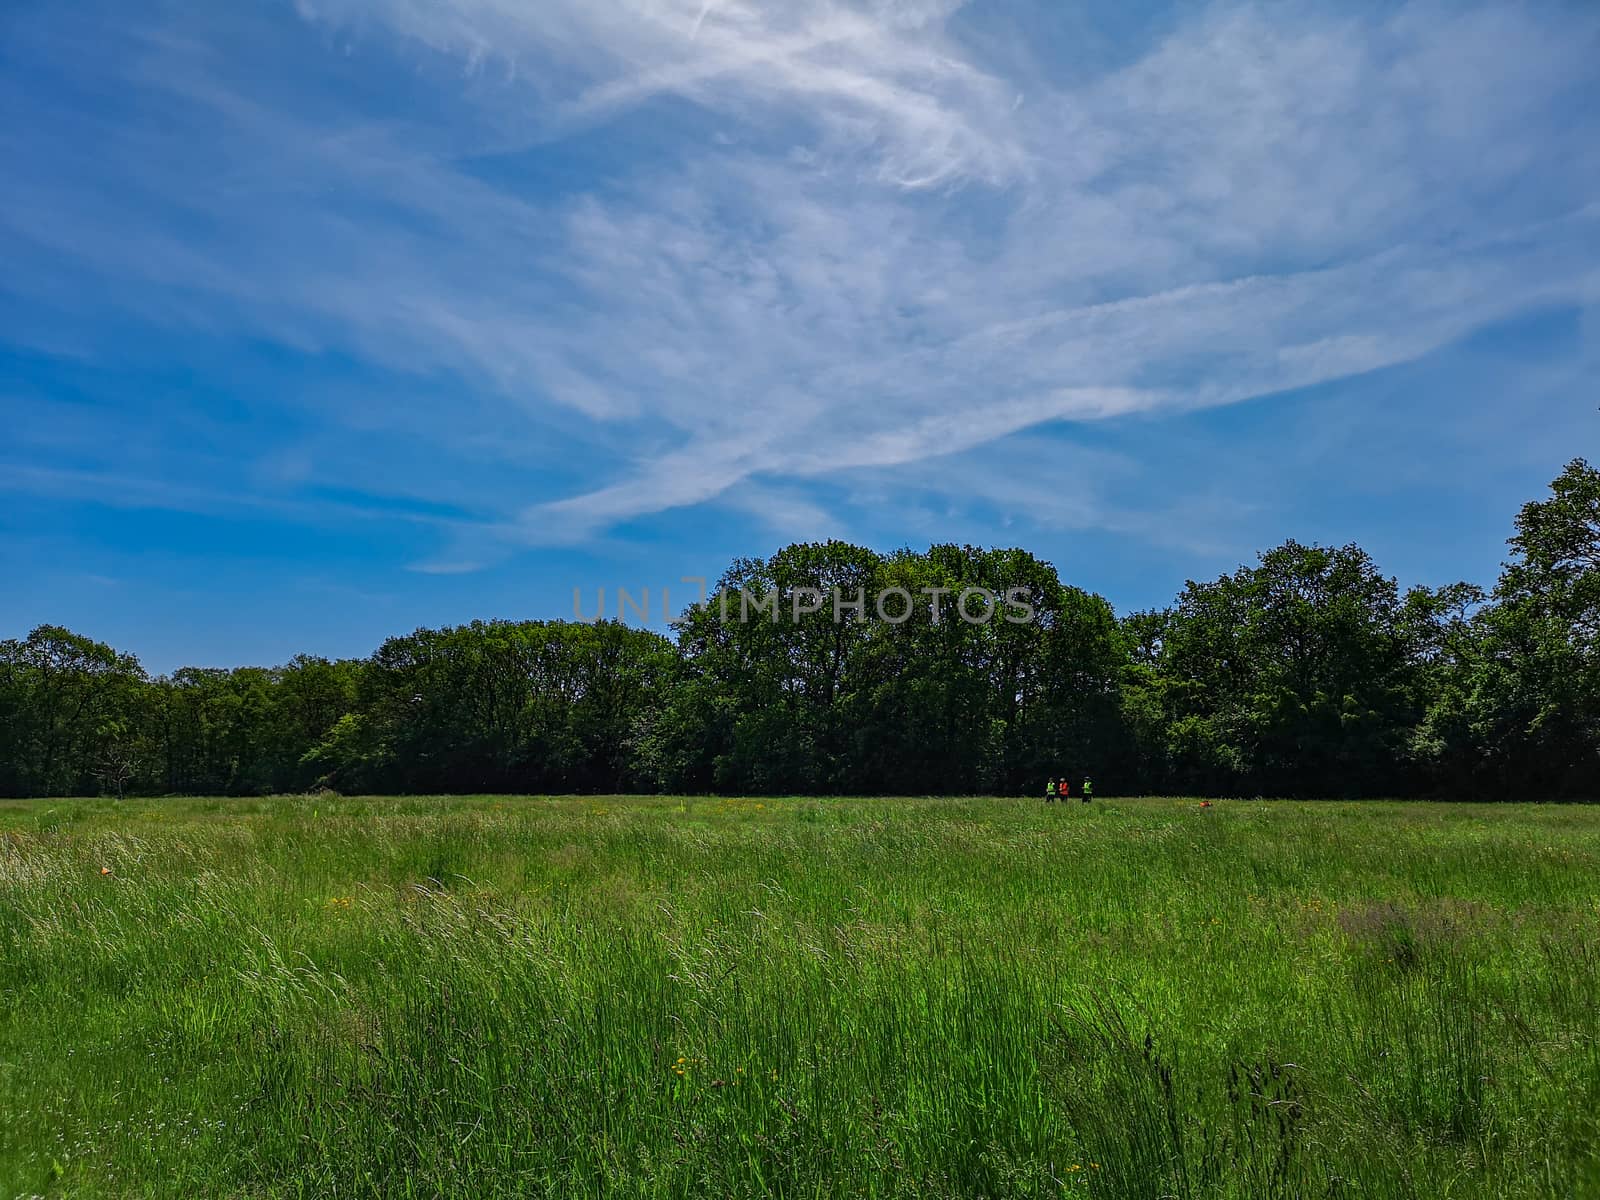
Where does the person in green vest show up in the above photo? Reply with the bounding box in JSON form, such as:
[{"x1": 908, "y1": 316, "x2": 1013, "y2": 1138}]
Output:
[
  {"x1": 1081, "y1": 776, "x2": 1093, "y2": 804},
  {"x1": 1044, "y1": 778, "x2": 1057, "y2": 803}
]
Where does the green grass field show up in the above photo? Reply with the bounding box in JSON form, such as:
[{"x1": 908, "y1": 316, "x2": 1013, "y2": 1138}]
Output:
[{"x1": 3, "y1": 795, "x2": 1599, "y2": 1199}]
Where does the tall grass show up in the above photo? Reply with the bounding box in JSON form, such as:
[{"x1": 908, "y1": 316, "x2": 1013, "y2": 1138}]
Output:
[{"x1": 2, "y1": 796, "x2": 1598, "y2": 1197}]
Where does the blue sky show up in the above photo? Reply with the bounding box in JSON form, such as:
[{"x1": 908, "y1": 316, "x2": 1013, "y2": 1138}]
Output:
[{"x1": 2, "y1": 0, "x2": 1597, "y2": 673}]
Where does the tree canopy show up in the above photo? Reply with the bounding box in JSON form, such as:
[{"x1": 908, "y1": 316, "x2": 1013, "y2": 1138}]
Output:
[{"x1": 3, "y1": 461, "x2": 1596, "y2": 800}]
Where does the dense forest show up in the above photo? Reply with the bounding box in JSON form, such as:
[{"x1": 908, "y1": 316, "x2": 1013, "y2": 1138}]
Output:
[{"x1": 3, "y1": 460, "x2": 1596, "y2": 801}]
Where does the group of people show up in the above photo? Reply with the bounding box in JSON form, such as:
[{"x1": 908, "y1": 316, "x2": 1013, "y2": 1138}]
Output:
[{"x1": 1044, "y1": 776, "x2": 1092, "y2": 803}]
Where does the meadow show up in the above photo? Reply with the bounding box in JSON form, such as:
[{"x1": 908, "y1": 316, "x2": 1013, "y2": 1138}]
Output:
[{"x1": 2, "y1": 795, "x2": 1598, "y2": 1199}]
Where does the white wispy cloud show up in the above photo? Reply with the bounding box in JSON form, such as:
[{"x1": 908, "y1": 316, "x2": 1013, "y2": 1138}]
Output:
[
  {"x1": 295, "y1": 0, "x2": 1027, "y2": 188},
  {"x1": 3, "y1": 0, "x2": 1597, "y2": 563}
]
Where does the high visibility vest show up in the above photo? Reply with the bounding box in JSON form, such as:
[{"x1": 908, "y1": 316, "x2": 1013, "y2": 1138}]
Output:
[
  {"x1": 1045, "y1": 781, "x2": 1056, "y2": 795},
  {"x1": 1083, "y1": 780, "x2": 1093, "y2": 795}
]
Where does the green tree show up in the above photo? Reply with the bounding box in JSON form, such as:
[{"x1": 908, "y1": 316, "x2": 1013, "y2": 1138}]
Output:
[
  {"x1": 1417, "y1": 460, "x2": 1600, "y2": 798},
  {"x1": 1143, "y1": 543, "x2": 1437, "y2": 796},
  {"x1": 0, "y1": 626, "x2": 148, "y2": 797},
  {"x1": 656, "y1": 542, "x2": 1125, "y2": 795},
  {"x1": 345, "y1": 619, "x2": 677, "y2": 793}
]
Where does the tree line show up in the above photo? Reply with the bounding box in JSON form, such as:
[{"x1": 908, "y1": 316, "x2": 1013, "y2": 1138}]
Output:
[{"x1": 3, "y1": 460, "x2": 1595, "y2": 800}]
